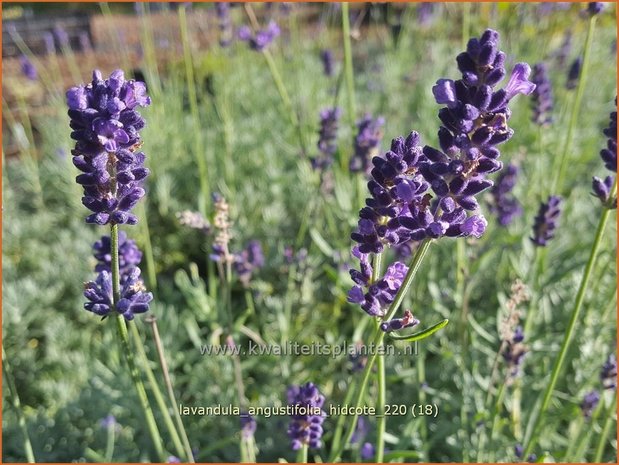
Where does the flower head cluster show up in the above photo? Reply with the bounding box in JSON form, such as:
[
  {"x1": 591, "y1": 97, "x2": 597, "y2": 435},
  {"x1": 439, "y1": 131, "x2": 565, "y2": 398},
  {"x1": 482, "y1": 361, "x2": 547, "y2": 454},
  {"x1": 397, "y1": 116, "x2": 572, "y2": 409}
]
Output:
[
  {"x1": 580, "y1": 390, "x2": 600, "y2": 418},
  {"x1": 238, "y1": 21, "x2": 280, "y2": 52},
  {"x1": 84, "y1": 234, "x2": 152, "y2": 321},
  {"x1": 216, "y1": 3, "x2": 233, "y2": 47},
  {"x1": 530, "y1": 63, "x2": 553, "y2": 126},
  {"x1": 592, "y1": 99, "x2": 617, "y2": 207},
  {"x1": 531, "y1": 195, "x2": 562, "y2": 246},
  {"x1": 320, "y1": 49, "x2": 335, "y2": 77},
  {"x1": 210, "y1": 193, "x2": 234, "y2": 265},
  {"x1": 20, "y1": 55, "x2": 37, "y2": 81},
  {"x1": 234, "y1": 240, "x2": 264, "y2": 287},
  {"x1": 566, "y1": 57, "x2": 582, "y2": 90},
  {"x1": 312, "y1": 107, "x2": 341, "y2": 170},
  {"x1": 68, "y1": 69, "x2": 151, "y2": 225},
  {"x1": 586, "y1": 2, "x2": 604, "y2": 16},
  {"x1": 502, "y1": 326, "x2": 526, "y2": 377},
  {"x1": 601, "y1": 354, "x2": 617, "y2": 390},
  {"x1": 489, "y1": 163, "x2": 522, "y2": 226},
  {"x1": 287, "y1": 382, "x2": 326, "y2": 450},
  {"x1": 349, "y1": 114, "x2": 385, "y2": 173}
]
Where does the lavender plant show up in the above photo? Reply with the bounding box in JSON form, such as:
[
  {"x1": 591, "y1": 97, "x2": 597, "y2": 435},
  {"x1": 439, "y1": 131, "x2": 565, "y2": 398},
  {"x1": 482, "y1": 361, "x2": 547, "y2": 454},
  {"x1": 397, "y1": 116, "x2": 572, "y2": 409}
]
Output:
[{"x1": 287, "y1": 382, "x2": 326, "y2": 459}]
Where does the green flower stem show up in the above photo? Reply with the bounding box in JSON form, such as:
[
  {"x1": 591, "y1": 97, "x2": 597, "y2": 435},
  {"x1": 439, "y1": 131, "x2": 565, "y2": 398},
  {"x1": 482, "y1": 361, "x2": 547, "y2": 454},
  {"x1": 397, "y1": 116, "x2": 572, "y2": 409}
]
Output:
[
  {"x1": 128, "y1": 323, "x2": 185, "y2": 459},
  {"x1": 104, "y1": 419, "x2": 116, "y2": 462},
  {"x1": 329, "y1": 239, "x2": 432, "y2": 462},
  {"x1": 262, "y1": 49, "x2": 307, "y2": 156},
  {"x1": 179, "y1": 5, "x2": 210, "y2": 209},
  {"x1": 341, "y1": 3, "x2": 357, "y2": 137},
  {"x1": 593, "y1": 393, "x2": 617, "y2": 462},
  {"x1": 329, "y1": 377, "x2": 357, "y2": 458},
  {"x1": 137, "y1": 202, "x2": 157, "y2": 291},
  {"x1": 298, "y1": 443, "x2": 309, "y2": 464},
  {"x1": 2, "y1": 347, "x2": 36, "y2": 463},
  {"x1": 375, "y1": 341, "x2": 386, "y2": 463},
  {"x1": 111, "y1": 224, "x2": 165, "y2": 461},
  {"x1": 147, "y1": 317, "x2": 195, "y2": 462},
  {"x1": 551, "y1": 15, "x2": 597, "y2": 194},
  {"x1": 523, "y1": 178, "x2": 617, "y2": 457}
]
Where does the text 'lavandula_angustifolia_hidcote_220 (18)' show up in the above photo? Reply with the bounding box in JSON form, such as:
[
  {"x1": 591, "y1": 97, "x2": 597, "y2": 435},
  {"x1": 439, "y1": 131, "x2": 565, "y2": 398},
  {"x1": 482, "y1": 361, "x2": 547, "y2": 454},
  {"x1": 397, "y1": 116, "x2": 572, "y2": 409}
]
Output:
[{"x1": 340, "y1": 29, "x2": 535, "y2": 462}]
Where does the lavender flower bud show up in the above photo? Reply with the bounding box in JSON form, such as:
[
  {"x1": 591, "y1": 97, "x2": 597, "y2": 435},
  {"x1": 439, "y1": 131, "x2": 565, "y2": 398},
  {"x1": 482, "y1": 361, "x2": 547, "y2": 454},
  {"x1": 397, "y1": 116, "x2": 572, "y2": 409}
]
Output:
[
  {"x1": 312, "y1": 107, "x2": 342, "y2": 170},
  {"x1": 566, "y1": 57, "x2": 582, "y2": 90},
  {"x1": 287, "y1": 382, "x2": 326, "y2": 450},
  {"x1": 320, "y1": 49, "x2": 335, "y2": 77},
  {"x1": 68, "y1": 69, "x2": 151, "y2": 225},
  {"x1": 93, "y1": 231, "x2": 143, "y2": 275},
  {"x1": 490, "y1": 163, "x2": 522, "y2": 226},
  {"x1": 361, "y1": 442, "x2": 375, "y2": 460},
  {"x1": 234, "y1": 240, "x2": 265, "y2": 287},
  {"x1": 19, "y1": 55, "x2": 37, "y2": 81},
  {"x1": 238, "y1": 20, "x2": 280, "y2": 51},
  {"x1": 531, "y1": 196, "x2": 562, "y2": 246},
  {"x1": 380, "y1": 309, "x2": 420, "y2": 332},
  {"x1": 350, "y1": 114, "x2": 385, "y2": 173},
  {"x1": 591, "y1": 100, "x2": 616, "y2": 207},
  {"x1": 580, "y1": 390, "x2": 600, "y2": 419},
  {"x1": 587, "y1": 2, "x2": 604, "y2": 16},
  {"x1": 530, "y1": 63, "x2": 554, "y2": 126},
  {"x1": 502, "y1": 325, "x2": 526, "y2": 377},
  {"x1": 601, "y1": 354, "x2": 617, "y2": 389},
  {"x1": 216, "y1": 3, "x2": 233, "y2": 47}
]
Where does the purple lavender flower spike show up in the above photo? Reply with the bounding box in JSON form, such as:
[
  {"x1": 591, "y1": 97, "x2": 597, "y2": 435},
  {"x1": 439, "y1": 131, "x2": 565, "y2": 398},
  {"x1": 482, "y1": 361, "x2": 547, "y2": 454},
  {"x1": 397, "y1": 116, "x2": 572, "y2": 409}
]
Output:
[
  {"x1": 238, "y1": 20, "x2": 280, "y2": 52},
  {"x1": 566, "y1": 57, "x2": 582, "y2": 90},
  {"x1": 93, "y1": 231, "x2": 143, "y2": 275},
  {"x1": 350, "y1": 114, "x2": 385, "y2": 173},
  {"x1": 490, "y1": 163, "x2": 522, "y2": 226},
  {"x1": 216, "y1": 3, "x2": 233, "y2": 47},
  {"x1": 320, "y1": 49, "x2": 335, "y2": 77},
  {"x1": 601, "y1": 354, "x2": 617, "y2": 389},
  {"x1": 43, "y1": 32, "x2": 56, "y2": 55},
  {"x1": 19, "y1": 55, "x2": 37, "y2": 81},
  {"x1": 312, "y1": 107, "x2": 341, "y2": 170},
  {"x1": 592, "y1": 100, "x2": 616, "y2": 206},
  {"x1": 531, "y1": 196, "x2": 562, "y2": 246},
  {"x1": 502, "y1": 325, "x2": 526, "y2": 376},
  {"x1": 67, "y1": 69, "x2": 151, "y2": 225},
  {"x1": 287, "y1": 382, "x2": 326, "y2": 450},
  {"x1": 587, "y1": 2, "x2": 604, "y2": 16},
  {"x1": 53, "y1": 24, "x2": 70, "y2": 48},
  {"x1": 234, "y1": 240, "x2": 265, "y2": 287},
  {"x1": 240, "y1": 412, "x2": 257, "y2": 438},
  {"x1": 580, "y1": 390, "x2": 600, "y2": 419},
  {"x1": 361, "y1": 442, "x2": 375, "y2": 460},
  {"x1": 530, "y1": 63, "x2": 554, "y2": 126}
]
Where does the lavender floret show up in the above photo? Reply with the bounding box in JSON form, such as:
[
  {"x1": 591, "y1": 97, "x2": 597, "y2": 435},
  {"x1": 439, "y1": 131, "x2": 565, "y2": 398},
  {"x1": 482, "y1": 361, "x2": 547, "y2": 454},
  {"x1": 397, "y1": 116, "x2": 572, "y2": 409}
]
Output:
[
  {"x1": 67, "y1": 69, "x2": 151, "y2": 225},
  {"x1": 287, "y1": 382, "x2": 326, "y2": 450},
  {"x1": 502, "y1": 326, "x2": 526, "y2": 376},
  {"x1": 490, "y1": 163, "x2": 522, "y2": 226},
  {"x1": 380, "y1": 309, "x2": 420, "y2": 332},
  {"x1": 238, "y1": 21, "x2": 280, "y2": 51},
  {"x1": 93, "y1": 231, "x2": 143, "y2": 275},
  {"x1": 320, "y1": 49, "x2": 335, "y2": 77},
  {"x1": 531, "y1": 196, "x2": 562, "y2": 246},
  {"x1": 234, "y1": 240, "x2": 265, "y2": 287},
  {"x1": 350, "y1": 114, "x2": 385, "y2": 173},
  {"x1": 601, "y1": 354, "x2": 617, "y2": 389},
  {"x1": 566, "y1": 57, "x2": 582, "y2": 90},
  {"x1": 580, "y1": 390, "x2": 600, "y2": 419},
  {"x1": 530, "y1": 63, "x2": 553, "y2": 126},
  {"x1": 20, "y1": 55, "x2": 37, "y2": 81},
  {"x1": 312, "y1": 107, "x2": 341, "y2": 170}
]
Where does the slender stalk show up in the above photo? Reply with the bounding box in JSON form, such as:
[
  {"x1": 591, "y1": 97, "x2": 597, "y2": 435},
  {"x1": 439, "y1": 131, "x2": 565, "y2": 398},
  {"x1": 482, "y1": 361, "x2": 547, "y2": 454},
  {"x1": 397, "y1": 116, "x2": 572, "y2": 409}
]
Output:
[
  {"x1": 298, "y1": 443, "x2": 309, "y2": 464},
  {"x1": 137, "y1": 202, "x2": 157, "y2": 291},
  {"x1": 148, "y1": 317, "x2": 195, "y2": 462},
  {"x1": 111, "y1": 224, "x2": 165, "y2": 461},
  {"x1": 523, "y1": 179, "x2": 617, "y2": 457},
  {"x1": 2, "y1": 347, "x2": 36, "y2": 463},
  {"x1": 179, "y1": 5, "x2": 210, "y2": 207},
  {"x1": 593, "y1": 394, "x2": 617, "y2": 462},
  {"x1": 551, "y1": 15, "x2": 597, "y2": 194},
  {"x1": 341, "y1": 3, "x2": 357, "y2": 141},
  {"x1": 375, "y1": 343, "x2": 386, "y2": 463},
  {"x1": 104, "y1": 420, "x2": 116, "y2": 462},
  {"x1": 329, "y1": 239, "x2": 432, "y2": 462},
  {"x1": 329, "y1": 377, "x2": 357, "y2": 457},
  {"x1": 129, "y1": 322, "x2": 185, "y2": 459}
]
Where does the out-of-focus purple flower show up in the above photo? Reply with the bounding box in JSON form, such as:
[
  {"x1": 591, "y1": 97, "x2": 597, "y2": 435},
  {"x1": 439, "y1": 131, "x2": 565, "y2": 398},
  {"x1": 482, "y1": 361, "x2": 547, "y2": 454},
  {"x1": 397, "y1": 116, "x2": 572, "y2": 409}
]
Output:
[
  {"x1": 167, "y1": 457, "x2": 181, "y2": 463},
  {"x1": 320, "y1": 49, "x2": 335, "y2": 77},
  {"x1": 79, "y1": 32, "x2": 92, "y2": 52},
  {"x1": 93, "y1": 231, "x2": 143, "y2": 275},
  {"x1": 592, "y1": 99, "x2": 617, "y2": 207},
  {"x1": 216, "y1": 3, "x2": 233, "y2": 47},
  {"x1": 100, "y1": 414, "x2": 117, "y2": 430},
  {"x1": 19, "y1": 55, "x2": 37, "y2": 81},
  {"x1": 417, "y1": 3, "x2": 436, "y2": 26},
  {"x1": 177, "y1": 210, "x2": 211, "y2": 235},
  {"x1": 586, "y1": 2, "x2": 604, "y2": 16},
  {"x1": 601, "y1": 354, "x2": 617, "y2": 389},
  {"x1": 552, "y1": 30, "x2": 572, "y2": 69},
  {"x1": 287, "y1": 382, "x2": 326, "y2": 450},
  {"x1": 530, "y1": 63, "x2": 553, "y2": 126},
  {"x1": 210, "y1": 193, "x2": 234, "y2": 265},
  {"x1": 240, "y1": 412, "x2": 257, "y2": 438},
  {"x1": 361, "y1": 442, "x2": 375, "y2": 460},
  {"x1": 238, "y1": 20, "x2": 280, "y2": 52},
  {"x1": 84, "y1": 266, "x2": 152, "y2": 321},
  {"x1": 350, "y1": 416, "x2": 369, "y2": 444},
  {"x1": 350, "y1": 114, "x2": 385, "y2": 174},
  {"x1": 503, "y1": 325, "x2": 526, "y2": 377},
  {"x1": 538, "y1": 2, "x2": 571, "y2": 15},
  {"x1": 531, "y1": 196, "x2": 562, "y2": 246},
  {"x1": 380, "y1": 309, "x2": 420, "y2": 333},
  {"x1": 489, "y1": 163, "x2": 522, "y2": 226},
  {"x1": 53, "y1": 24, "x2": 70, "y2": 48},
  {"x1": 514, "y1": 444, "x2": 524, "y2": 459},
  {"x1": 581, "y1": 390, "x2": 600, "y2": 419},
  {"x1": 67, "y1": 69, "x2": 151, "y2": 225},
  {"x1": 234, "y1": 240, "x2": 264, "y2": 287},
  {"x1": 312, "y1": 107, "x2": 341, "y2": 170},
  {"x1": 566, "y1": 57, "x2": 582, "y2": 90},
  {"x1": 43, "y1": 32, "x2": 56, "y2": 55}
]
